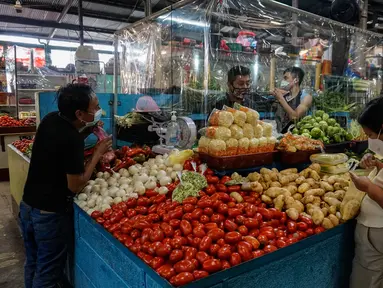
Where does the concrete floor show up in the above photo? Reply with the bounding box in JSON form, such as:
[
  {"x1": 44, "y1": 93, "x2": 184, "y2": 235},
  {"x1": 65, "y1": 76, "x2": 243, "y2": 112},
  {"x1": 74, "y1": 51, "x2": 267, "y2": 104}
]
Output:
[{"x1": 0, "y1": 182, "x2": 24, "y2": 288}]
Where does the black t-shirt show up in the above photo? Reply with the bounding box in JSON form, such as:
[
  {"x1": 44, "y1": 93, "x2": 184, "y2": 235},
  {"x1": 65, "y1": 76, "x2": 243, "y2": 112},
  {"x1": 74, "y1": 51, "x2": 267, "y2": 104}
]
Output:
[
  {"x1": 23, "y1": 112, "x2": 85, "y2": 213},
  {"x1": 209, "y1": 93, "x2": 258, "y2": 112}
]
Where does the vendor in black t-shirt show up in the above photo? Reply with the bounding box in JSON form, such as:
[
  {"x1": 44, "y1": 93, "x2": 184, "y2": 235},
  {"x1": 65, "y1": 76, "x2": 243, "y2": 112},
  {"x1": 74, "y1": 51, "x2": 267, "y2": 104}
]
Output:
[{"x1": 20, "y1": 84, "x2": 112, "y2": 288}]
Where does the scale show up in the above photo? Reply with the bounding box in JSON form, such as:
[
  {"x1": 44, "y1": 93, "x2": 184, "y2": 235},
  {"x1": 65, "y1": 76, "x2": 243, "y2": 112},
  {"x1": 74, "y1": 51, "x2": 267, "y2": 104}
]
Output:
[{"x1": 141, "y1": 113, "x2": 197, "y2": 155}]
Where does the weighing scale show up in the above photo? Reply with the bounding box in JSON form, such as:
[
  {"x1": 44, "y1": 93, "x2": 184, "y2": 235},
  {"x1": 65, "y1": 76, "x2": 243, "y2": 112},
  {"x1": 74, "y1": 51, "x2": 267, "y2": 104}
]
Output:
[{"x1": 141, "y1": 114, "x2": 197, "y2": 155}]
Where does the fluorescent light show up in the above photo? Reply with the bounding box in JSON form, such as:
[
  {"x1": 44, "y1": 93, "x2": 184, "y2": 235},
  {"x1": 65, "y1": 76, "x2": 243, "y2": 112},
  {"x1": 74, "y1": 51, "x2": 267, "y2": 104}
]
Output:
[{"x1": 158, "y1": 14, "x2": 209, "y2": 27}]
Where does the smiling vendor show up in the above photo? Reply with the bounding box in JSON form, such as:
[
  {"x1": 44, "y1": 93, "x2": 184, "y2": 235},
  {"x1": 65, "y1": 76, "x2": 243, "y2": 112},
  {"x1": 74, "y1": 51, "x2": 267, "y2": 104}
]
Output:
[{"x1": 271, "y1": 67, "x2": 313, "y2": 133}]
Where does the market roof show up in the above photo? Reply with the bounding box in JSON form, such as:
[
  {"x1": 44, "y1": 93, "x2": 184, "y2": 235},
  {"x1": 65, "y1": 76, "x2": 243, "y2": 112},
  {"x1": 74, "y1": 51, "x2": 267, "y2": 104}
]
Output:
[{"x1": 0, "y1": 0, "x2": 382, "y2": 46}]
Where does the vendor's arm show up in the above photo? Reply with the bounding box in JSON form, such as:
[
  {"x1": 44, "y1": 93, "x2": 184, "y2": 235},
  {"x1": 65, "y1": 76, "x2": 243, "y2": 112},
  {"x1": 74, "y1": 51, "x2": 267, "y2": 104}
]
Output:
[
  {"x1": 67, "y1": 136, "x2": 112, "y2": 194},
  {"x1": 350, "y1": 172, "x2": 383, "y2": 209},
  {"x1": 274, "y1": 90, "x2": 312, "y2": 120}
]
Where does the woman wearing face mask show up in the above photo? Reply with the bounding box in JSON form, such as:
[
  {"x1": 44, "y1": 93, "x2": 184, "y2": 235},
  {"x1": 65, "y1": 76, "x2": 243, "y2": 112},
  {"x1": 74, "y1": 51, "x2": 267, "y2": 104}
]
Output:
[
  {"x1": 349, "y1": 97, "x2": 383, "y2": 288},
  {"x1": 271, "y1": 67, "x2": 313, "y2": 133},
  {"x1": 19, "y1": 84, "x2": 112, "y2": 288}
]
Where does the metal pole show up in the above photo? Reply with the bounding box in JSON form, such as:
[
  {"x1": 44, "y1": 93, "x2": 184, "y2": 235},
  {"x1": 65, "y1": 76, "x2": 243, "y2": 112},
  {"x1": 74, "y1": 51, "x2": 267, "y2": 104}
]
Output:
[
  {"x1": 112, "y1": 35, "x2": 119, "y2": 148},
  {"x1": 48, "y1": 0, "x2": 74, "y2": 40},
  {"x1": 360, "y1": 0, "x2": 368, "y2": 30},
  {"x1": 145, "y1": 0, "x2": 152, "y2": 17},
  {"x1": 291, "y1": 0, "x2": 298, "y2": 46},
  {"x1": 78, "y1": 0, "x2": 84, "y2": 46}
]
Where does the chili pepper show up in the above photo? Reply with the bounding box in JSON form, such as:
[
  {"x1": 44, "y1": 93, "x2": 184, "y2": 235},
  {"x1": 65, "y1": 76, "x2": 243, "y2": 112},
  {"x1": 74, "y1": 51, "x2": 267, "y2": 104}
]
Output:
[
  {"x1": 121, "y1": 146, "x2": 129, "y2": 154},
  {"x1": 133, "y1": 153, "x2": 146, "y2": 163},
  {"x1": 112, "y1": 158, "x2": 136, "y2": 172},
  {"x1": 126, "y1": 148, "x2": 145, "y2": 158},
  {"x1": 142, "y1": 145, "x2": 151, "y2": 155}
]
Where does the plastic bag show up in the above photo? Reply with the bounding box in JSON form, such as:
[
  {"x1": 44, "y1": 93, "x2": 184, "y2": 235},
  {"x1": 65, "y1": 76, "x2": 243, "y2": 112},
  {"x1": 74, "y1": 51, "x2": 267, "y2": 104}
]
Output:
[
  {"x1": 230, "y1": 124, "x2": 244, "y2": 140},
  {"x1": 320, "y1": 163, "x2": 350, "y2": 174},
  {"x1": 249, "y1": 138, "x2": 260, "y2": 153},
  {"x1": 310, "y1": 153, "x2": 348, "y2": 165},
  {"x1": 243, "y1": 123, "x2": 254, "y2": 138},
  {"x1": 209, "y1": 139, "x2": 227, "y2": 156},
  {"x1": 208, "y1": 109, "x2": 234, "y2": 128},
  {"x1": 238, "y1": 138, "x2": 250, "y2": 154},
  {"x1": 226, "y1": 138, "x2": 239, "y2": 156},
  {"x1": 205, "y1": 126, "x2": 231, "y2": 141},
  {"x1": 254, "y1": 124, "x2": 263, "y2": 138},
  {"x1": 198, "y1": 136, "x2": 211, "y2": 154},
  {"x1": 223, "y1": 105, "x2": 247, "y2": 127},
  {"x1": 233, "y1": 103, "x2": 260, "y2": 126}
]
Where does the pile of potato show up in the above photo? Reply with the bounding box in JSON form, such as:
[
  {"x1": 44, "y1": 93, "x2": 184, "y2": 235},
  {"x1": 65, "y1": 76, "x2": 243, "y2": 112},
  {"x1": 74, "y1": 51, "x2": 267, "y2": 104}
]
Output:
[{"x1": 237, "y1": 164, "x2": 352, "y2": 230}]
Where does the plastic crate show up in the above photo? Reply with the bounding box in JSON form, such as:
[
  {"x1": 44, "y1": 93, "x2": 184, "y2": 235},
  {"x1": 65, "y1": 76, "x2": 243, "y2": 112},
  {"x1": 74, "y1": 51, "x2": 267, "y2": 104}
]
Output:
[
  {"x1": 325, "y1": 142, "x2": 352, "y2": 153},
  {"x1": 73, "y1": 204, "x2": 355, "y2": 288},
  {"x1": 328, "y1": 112, "x2": 351, "y2": 129}
]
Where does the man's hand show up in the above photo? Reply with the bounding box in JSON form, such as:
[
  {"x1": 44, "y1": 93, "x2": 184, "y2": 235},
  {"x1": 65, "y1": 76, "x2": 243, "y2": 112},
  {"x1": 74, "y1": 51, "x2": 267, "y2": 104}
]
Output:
[
  {"x1": 271, "y1": 88, "x2": 289, "y2": 100},
  {"x1": 359, "y1": 153, "x2": 378, "y2": 169},
  {"x1": 350, "y1": 172, "x2": 372, "y2": 192},
  {"x1": 94, "y1": 136, "x2": 112, "y2": 159}
]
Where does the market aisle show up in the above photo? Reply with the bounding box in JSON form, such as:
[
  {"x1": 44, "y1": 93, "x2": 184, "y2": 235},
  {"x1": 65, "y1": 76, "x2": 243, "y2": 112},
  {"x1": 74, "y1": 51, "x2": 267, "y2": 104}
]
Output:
[{"x1": 0, "y1": 182, "x2": 24, "y2": 288}]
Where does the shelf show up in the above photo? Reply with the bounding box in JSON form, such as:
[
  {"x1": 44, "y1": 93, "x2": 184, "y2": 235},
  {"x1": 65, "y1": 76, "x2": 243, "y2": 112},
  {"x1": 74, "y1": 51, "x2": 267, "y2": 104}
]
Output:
[
  {"x1": 18, "y1": 88, "x2": 56, "y2": 91},
  {"x1": 0, "y1": 104, "x2": 15, "y2": 107},
  {"x1": 18, "y1": 74, "x2": 67, "y2": 78},
  {"x1": 19, "y1": 104, "x2": 35, "y2": 107}
]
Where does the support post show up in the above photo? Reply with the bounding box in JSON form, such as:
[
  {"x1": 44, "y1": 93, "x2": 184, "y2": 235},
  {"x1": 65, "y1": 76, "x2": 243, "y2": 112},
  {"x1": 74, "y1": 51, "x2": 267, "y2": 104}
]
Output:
[
  {"x1": 78, "y1": 0, "x2": 84, "y2": 46},
  {"x1": 145, "y1": 0, "x2": 152, "y2": 17}
]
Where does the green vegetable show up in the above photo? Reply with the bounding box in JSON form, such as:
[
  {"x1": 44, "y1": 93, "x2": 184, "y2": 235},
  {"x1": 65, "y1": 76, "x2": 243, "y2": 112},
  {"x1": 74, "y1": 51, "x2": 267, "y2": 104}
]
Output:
[
  {"x1": 327, "y1": 118, "x2": 336, "y2": 126},
  {"x1": 322, "y1": 113, "x2": 330, "y2": 121},
  {"x1": 302, "y1": 133, "x2": 311, "y2": 138},
  {"x1": 172, "y1": 171, "x2": 207, "y2": 203},
  {"x1": 345, "y1": 132, "x2": 353, "y2": 141},
  {"x1": 292, "y1": 128, "x2": 299, "y2": 135},
  {"x1": 181, "y1": 171, "x2": 207, "y2": 191},
  {"x1": 315, "y1": 110, "x2": 325, "y2": 118},
  {"x1": 311, "y1": 127, "x2": 322, "y2": 139}
]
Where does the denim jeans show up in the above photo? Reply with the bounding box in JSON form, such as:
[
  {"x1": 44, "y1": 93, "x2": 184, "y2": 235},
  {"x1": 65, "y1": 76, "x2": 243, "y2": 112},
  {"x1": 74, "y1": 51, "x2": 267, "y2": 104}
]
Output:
[{"x1": 19, "y1": 201, "x2": 73, "y2": 288}]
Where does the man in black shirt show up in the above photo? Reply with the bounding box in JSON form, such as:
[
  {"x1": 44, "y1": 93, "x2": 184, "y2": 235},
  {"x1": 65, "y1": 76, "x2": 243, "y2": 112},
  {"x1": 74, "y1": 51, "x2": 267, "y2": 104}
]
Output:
[{"x1": 19, "y1": 84, "x2": 111, "y2": 288}]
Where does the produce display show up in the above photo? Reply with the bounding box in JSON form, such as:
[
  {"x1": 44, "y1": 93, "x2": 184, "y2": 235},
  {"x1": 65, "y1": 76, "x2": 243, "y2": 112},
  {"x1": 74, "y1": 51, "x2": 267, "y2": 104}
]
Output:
[
  {"x1": 0, "y1": 115, "x2": 36, "y2": 127},
  {"x1": 12, "y1": 138, "x2": 34, "y2": 158},
  {"x1": 310, "y1": 153, "x2": 352, "y2": 175},
  {"x1": 277, "y1": 133, "x2": 323, "y2": 152},
  {"x1": 313, "y1": 91, "x2": 357, "y2": 113},
  {"x1": 75, "y1": 151, "x2": 358, "y2": 287},
  {"x1": 292, "y1": 110, "x2": 353, "y2": 144},
  {"x1": 199, "y1": 105, "x2": 276, "y2": 156},
  {"x1": 349, "y1": 120, "x2": 368, "y2": 141}
]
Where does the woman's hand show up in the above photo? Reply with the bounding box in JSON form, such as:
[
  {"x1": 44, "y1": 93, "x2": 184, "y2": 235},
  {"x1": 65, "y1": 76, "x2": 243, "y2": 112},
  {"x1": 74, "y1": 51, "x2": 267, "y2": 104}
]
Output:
[
  {"x1": 360, "y1": 153, "x2": 377, "y2": 169},
  {"x1": 350, "y1": 172, "x2": 372, "y2": 192}
]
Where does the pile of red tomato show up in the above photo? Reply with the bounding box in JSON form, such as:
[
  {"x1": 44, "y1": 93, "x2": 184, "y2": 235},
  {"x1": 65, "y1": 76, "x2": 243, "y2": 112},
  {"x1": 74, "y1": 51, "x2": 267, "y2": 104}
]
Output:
[{"x1": 90, "y1": 174, "x2": 326, "y2": 287}]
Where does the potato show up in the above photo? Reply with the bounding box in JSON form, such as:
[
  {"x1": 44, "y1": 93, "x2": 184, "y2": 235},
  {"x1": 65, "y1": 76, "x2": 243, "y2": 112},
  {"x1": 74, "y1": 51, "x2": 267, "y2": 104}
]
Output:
[
  {"x1": 313, "y1": 196, "x2": 321, "y2": 206},
  {"x1": 285, "y1": 196, "x2": 304, "y2": 213},
  {"x1": 324, "y1": 192, "x2": 336, "y2": 198},
  {"x1": 328, "y1": 214, "x2": 339, "y2": 226},
  {"x1": 298, "y1": 183, "x2": 311, "y2": 194},
  {"x1": 321, "y1": 207, "x2": 329, "y2": 217},
  {"x1": 284, "y1": 185, "x2": 298, "y2": 195},
  {"x1": 322, "y1": 217, "x2": 334, "y2": 229},
  {"x1": 260, "y1": 181, "x2": 270, "y2": 191},
  {"x1": 273, "y1": 195, "x2": 285, "y2": 211},
  {"x1": 334, "y1": 183, "x2": 343, "y2": 191},
  {"x1": 320, "y1": 181, "x2": 334, "y2": 192},
  {"x1": 320, "y1": 201, "x2": 330, "y2": 209},
  {"x1": 306, "y1": 203, "x2": 315, "y2": 215},
  {"x1": 280, "y1": 168, "x2": 298, "y2": 175},
  {"x1": 312, "y1": 208, "x2": 325, "y2": 225},
  {"x1": 334, "y1": 190, "x2": 346, "y2": 200},
  {"x1": 296, "y1": 176, "x2": 306, "y2": 185},
  {"x1": 329, "y1": 205, "x2": 337, "y2": 215},
  {"x1": 270, "y1": 181, "x2": 282, "y2": 188},
  {"x1": 309, "y1": 170, "x2": 321, "y2": 181},
  {"x1": 328, "y1": 175, "x2": 349, "y2": 186},
  {"x1": 302, "y1": 195, "x2": 315, "y2": 204},
  {"x1": 300, "y1": 212, "x2": 312, "y2": 219},
  {"x1": 250, "y1": 182, "x2": 263, "y2": 193},
  {"x1": 230, "y1": 192, "x2": 243, "y2": 203},
  {"x1": 260, "y1": 168, "x2": 278, "y2": 181},
  {"x1": 299, "y1": 168, "x2": 311, "y2": 178},
  {"x1": 304, "y1": 178, "x2": 320, "y2": 188},
  {"x1": 293, "y1": 193, "x2": 303, "y2": 201},
  {"x1": 286, "y1": 208, "x2": 299, "y2": 220},
  {"x1": 308, "y1": 163, "x2": 321, "y2": 173},
  {"x1": 279, "y1": 174, "x2": 299, "y2": 186},
  {"x1": 288, "y1": 182, "x2": 298, "y2": 187},
  {"x1": 265, "y1": 187, "x2": 288, "y2": 198},
  {"x1": 261, "y1": 194, "x2": 273, "y2": 205},
  {"x1": 272, "y1": 168, "x2": 279, "y2": 174},
  {"x1": 336, "y1": 211, "x2": 342, "y2": 220},
  {"x1": 248, "y1": 172, "x2": 261, "y2": 182},
  {"x1": 324, "y1": 196, "x2": 341, "y2": 208},
  {"x1": 304, "y1": 188, "x2": 325, "y2": 197}
]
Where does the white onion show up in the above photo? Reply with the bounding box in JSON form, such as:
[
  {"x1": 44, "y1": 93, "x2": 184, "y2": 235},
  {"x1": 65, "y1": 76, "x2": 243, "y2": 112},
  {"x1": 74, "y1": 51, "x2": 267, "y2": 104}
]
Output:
[
  {"x1": 87, "y1": 209, "x2": 95, "y2": 216},
  {"x1": 159, "y1": 176, "x2": 172, "y2": 186},
  {"x1": 155, "y1": 155, "x2": 163, "y2": 161},
  {"x1": 129, "y1": 165, "x2": 139, "y2": 176},
  {"x1": 138, "y1": 173, "x2": 149, "y2": 183},
  {"x1": 77, "y1": 200, "x2": 86, "y2": 208},
  {"x1": 143, "y1": 162, "x2": 150, "y2": 168},
  {"x1": 157, "y1": 170, "x2": 167, "y2": 179},
  {"x1": 83, "y1": 206, "x2": 89, "y2": 212},
  {"x1": 96, "y1": 172, "x2": 104, "y2": 178},
  {"x1": 95, "y1": 178, "x2": 104, "y2": 184},
  {"x1": 107, "y1": 177, "x2": 117, "y2": 187},
  {"x1": 125, "y1": 187, "x2": 134, "y2": 194},
  {"x1": 119, "y1": 178, "x2": 129, "y2": 185},
  {"x1": 87, "y1": 199, "x2": 96, "y2": 208},
  {"x1": 148, "y1": 176, "x2": 157, "y2": 182},
  {"x1": 108, "y1": 188, "x2": 118, "y2": 197},
  {"x1": 90, "y1": 194, "x2": 98, "y2": 201},
  {"x1": 100, "y1": 182, "x2": 108, "y2": 189},
  {"x1": 112, "y1": 172, "x2": 121, "y2": 179},
  {"x1": 82, "y1": 185, "x2": 92, "y2": 194},
  {"x1": 135, "y1": 164, "x2": 142, "y2": 169},
  {"x1": 91, "y1": 185, "x2": 101, "y2": 193},
  {"x1": 119, "y1": 184, "x2": 130, "y2": 190},
  {"x1": 173, "y1": 164, "x2": 183, "y2": 172},
  {"x1": 116, "y1": 189, "x2": 126, "y2": 197},
  {"x1": 134, "y1": 185, "x2": 146, "y2": 195},
  {"x1": 148, "y1": 159, "x2": 156, "y2": 165},
  {"x1": 121, "y1": 170, "x2": 130, "y2": 178},
  {"x1": 103, "y1": 196, "x2": 113, "y2": 205},
  {"x1": 145, "y1": 180, "x2": 157, "y2": 190},
  {"x1": 78, "y1": 193, "x2": 87, "y2": 201},
  {"x1": 141, "y1": 168, "x2": 149, "y2": 175},
  {"x1": 166, "y1": 167, "x2": 173, "y2": 175},
  {"x1": 113, "y1": 197, "x2": 122, "y2": 204},
  {"x1": 101, "y1": 204, "x2": 111, "y2": 212},
  {"x1": 158, "y1": 187, "x2": 169, "y2": 195},
  {"x1": 151, "y1": 164, "x2": 158, "y2": 170},
  {"x1": 150, "y1": 169, "x2": 158, "y2": 177},
  {"x1": 122, "y1": 195, "x2": 128, "y2": 201},
  {"x1": 156, "y1": 158, "x2": 164, "y2": 165},
  {"x1": 88, "y1": 180, "x2": 95, "y2": 185},
  {"x1": 100, "y1": 188, "x2": 109, "y2": 197},
  {"x1": 103, "y1": 171, "x2": 111, "y2": 180},
  {"x1": 96, "y1": 196, "x2": 103, "y2": 205},
  {"x1": 170, "y1": 171, "x2": 178, "y2": 180},
  {"x1": 134, "y1": 181, "x2": 144, "y2": 188},
  {"x1": 163, "y1": 153, "x2": 169, "y2": 159},
  {"x1": 158, "y1": 164, "x2": 166, "y2": 170}
]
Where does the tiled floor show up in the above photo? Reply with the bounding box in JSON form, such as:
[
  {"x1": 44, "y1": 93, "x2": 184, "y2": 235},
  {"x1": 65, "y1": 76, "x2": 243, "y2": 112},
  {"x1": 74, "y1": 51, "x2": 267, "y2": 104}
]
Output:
[{"x1": 0, "y1": 182, "x2": 24, "y2": 288}]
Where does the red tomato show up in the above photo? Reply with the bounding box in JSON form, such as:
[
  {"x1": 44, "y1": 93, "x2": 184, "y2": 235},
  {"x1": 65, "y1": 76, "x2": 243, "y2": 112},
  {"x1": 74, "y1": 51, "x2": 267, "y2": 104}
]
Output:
[
  {"x1": 224, "y1": 219, "x2": 238, "y2": 232},
  {"x1": 91, "y1": 211, "x2": 102, "y2": 219},
  {"x1": 183, "y1": 197, "x2": 198, "y2": 205},
  {"x1": 191, "y1": 208, "x2": 203, "y2": 220},
  {"x1": 156, "y1": 243, "x2": 172, "y2": 257},
  {"x1": 275, "y1": 229, "x2": 286, "y2": 238},
  {"x1": 235, "y1": 215, "x2": 246, "y2": 225},
  {"x1": 258, "y1": 208, "x2": 273, "y2": 220},
  {"x1": 210, "y1": 213, "x2": 224, "y2": 224},
  {"x1": 257, "y1": 234, "x2": 269, "y2": 245},
  {"x1": 252, "y1": 250, "x2": 265, "y2": 259},
  {"x1": 221, "y1": 260, "x2": 231, "y2": 270},
  {"x1": 196, "y1": 251, "x2": 210, "y2": 264},
  {"x1": 209, "y1": 244, "x2": 220, "y2": 256},
  {"x1": 103, "y1": 208, "x2": 113, "y2": 219},
  {"x1": 204, "y1": 184, "x2": 216, "y2": 196},
  {"x1": 225, "y1": 231, "x2": 242, "y2": 244},
  {"x1": 169, "y1": 219, "x2": 181, "y2": 229},
  {"x1": 197, "y1": 199, "x2": 213, "y2": 209},
  {"x1": 260, "y1": 230, "x2": 276, "y2": 240},
  {"x1": 200, "y1": 215, "x2": 210, "y2": 224},
  {"x1": 217, "y1": 246, "x2": 232, "y2": 260},
  {"x1": 192, "y1": 237, "x2": 201, "y2": 248},
  {"x1": 263, "y1": 245, "x2": 278, "y2": 254},
  {"x1": 96, "y1": 217, "x2": 105, "y2": 225},
  {"x1": 244, "y1": 218, "x2": 259, "y2": 229},
  {"x1": 227, "y1": 185, "x2": 241, "y2": 193},
  {"x1": 286, "y1": 238, "x2": 298, "y2": 245},
  {"x1": 169, "y1": 249, "x2": 184, "y2": 263},
  {"x1": 238, "y1": 225, "x2": 249, "y2": 236},
  {"x1": 137, "y1": 197, "x2": 150, "y2": 207},
  {"x1": 129, "y1": 243, "x2": 141, "y2": 253},
  {"x1": 203, "y1": 207, "x2": 214, "y2": 217},
  {"x1": 306, "y1": 228, "x2": 314, "y2": 236},
  {"x1": 315, "y1": 226, "x2": 326, "y2": 234},
  {"x1": 180, "y1": 220, "x2": 192, "y2": 236},
  {"x1": 237, "y1": 241, "x2": 252, "y2": 261},
  {"x1": 243, "y1": 236, "x2": 260, "y2": 250},
  {"x1": 287, "y1": 221, "x2": 297, "y2": 233},
  {"x1": 124, "y1": 236, "x2": 134, "y2": 248},
  {"x1": 297, "y1": 231, "x2": 308, "y2": 239},
  {"x1": 228, "y1": 208, "x2": 242, "y2": 218},
  {"x1": 204, "y1": 222, "x2": 218, "y2": 231},
  {"x1": 217, "y1": 203, "x2": 228, "y2": 215},
  {"x1": 276, "y1": 239, "x2": 287, "y2": 248},
  {"x1": 193, "y1": 270, "x2": 209, "y2": 280},
  {"x1": 150, "y1": 229, "x2": 164, "y2": 242},
  {"x1": 215, "y1": 184, "x2": 228, "y2": 193},
  {"x1": 297, "y1": 222, "x2": 308, "y2": 231},
  {"x1": 157, "y1": 264, "x2": 176, "y2": 280},
  {"x1": 202, "y1": 259, "x2": 222, "y2": 273},
  {"x1": 192, "y1": 226, "x2": 206, "y2": 238},
  {"x1": 168, "y1": 209, "x2": 183, "y2": 220},
  {"x1": 170, "y1": 272, "x2": 194, "y2": 287},
  {"x1": 207, "y1": 228, "x2": 225, "y2": 241},
  {"x1": 126, "y1": 198, "x2": 137, "y2": 208},
  {"x1": 160, "y1": 223, "x2": 174, "y2": 238},
  {"x1": 182, "y1": 213, "x2": 193, "y2": 222},
  {"x1": 249, "y1": 228, "x2": 259, "y2": 238},
  {"x1": 183, "y1": 204, "x2": 195, "y2": 213},
  {"x1": 206, "y1": 175, "x2": 219, "y2": 184},
  {"x1": 130, "y1": 229, "x2": 141, "y2": 239},
  {"x1": 133, "y1": 220, "x2": 151, "y2": 230},
  {"x1": 220, "y1": 176, "x2": 231, "y2": 184},
  {"x1": 184, "y1": 247, "x2": 197, "y2": 260},
  {"x1": 299, "y1": 215, "x2": 313, "y2": 227},
  {"x1": 230, "y1": 252, "x2": 242, "y2": 266},
  {"x1": 199, "y1": 236, "x2": 213, "y2": 251},
  {"x1": 150, "y1": 257, "x2": 165, "y2": 270},
  {"x1": 174, "y1": 259, "x2": 195, "y2": 273}
]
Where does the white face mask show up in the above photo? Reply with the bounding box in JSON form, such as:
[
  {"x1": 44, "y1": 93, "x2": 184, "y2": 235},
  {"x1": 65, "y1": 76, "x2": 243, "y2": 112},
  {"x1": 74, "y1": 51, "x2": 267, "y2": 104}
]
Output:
[
  {"x1": 368, "y1": 129, "x2": 383, "y2": 157},
  {"x1": 280, "y1": 80, "x2": 290, "y2": 90}
]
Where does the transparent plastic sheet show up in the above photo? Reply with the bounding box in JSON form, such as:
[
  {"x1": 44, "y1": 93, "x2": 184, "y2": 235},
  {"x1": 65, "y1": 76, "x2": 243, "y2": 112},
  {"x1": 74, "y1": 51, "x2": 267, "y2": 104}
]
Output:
[{"x1": 116, "y1": 0, "x2": 383, "y2": 124}]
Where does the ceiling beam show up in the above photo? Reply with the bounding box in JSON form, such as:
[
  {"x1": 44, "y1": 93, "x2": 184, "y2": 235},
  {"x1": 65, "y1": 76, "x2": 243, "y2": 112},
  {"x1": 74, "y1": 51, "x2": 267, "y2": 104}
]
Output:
[
  {"x1": 48, "y1": 0, "x2": 75, "y2": 39},
  {"x1": 0, "y1": 15, "x2": 116, "y2": 34},
  {"x1": 0, "y1": 29, "x2": 113, "y2": 45},
  {"x1": 0, "y1": 0, "x2": 140, "y2": 23}
]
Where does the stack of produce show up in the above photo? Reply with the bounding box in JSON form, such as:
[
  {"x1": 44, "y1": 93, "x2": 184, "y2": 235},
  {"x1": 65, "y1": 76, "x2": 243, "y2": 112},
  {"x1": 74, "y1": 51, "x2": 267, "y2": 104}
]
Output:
[
  {"x1": 77, "y1": 156, "x2": 360, "y2": 286},
  {"x1": 277, "y1": 133, "x2": 324, "y2": 152},
  {"x1": 349, "y1": 120, "x2": 368, "y2": 141},
  {"x1": 310, "y1": 153, "x2": 351, "y2": 174},
  {"x1": 12, "y1": 138, "x2": 34, "y2": 158},
  {"x1": 0, "y1": 115, "x2": 36, "y2": 127},
  {"x1": 199, "y1": 104, "x2": 276, "y2": 156},
  {"x1": 292, "y1": 110, "x2": 352, "y2": 144}
]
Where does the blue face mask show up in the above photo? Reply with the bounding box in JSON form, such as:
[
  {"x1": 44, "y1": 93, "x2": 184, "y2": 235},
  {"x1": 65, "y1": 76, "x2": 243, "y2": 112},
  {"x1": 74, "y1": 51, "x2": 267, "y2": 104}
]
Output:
[{"x1": 79, "y1": 109, "x2": 102, "y2": 132}]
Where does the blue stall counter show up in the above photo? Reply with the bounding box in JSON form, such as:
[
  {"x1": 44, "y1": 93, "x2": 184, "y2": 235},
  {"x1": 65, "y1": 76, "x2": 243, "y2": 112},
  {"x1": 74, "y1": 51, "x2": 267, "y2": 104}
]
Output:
[{"x1": 72, "y1": 204, "x2": 354, "y2": 288}]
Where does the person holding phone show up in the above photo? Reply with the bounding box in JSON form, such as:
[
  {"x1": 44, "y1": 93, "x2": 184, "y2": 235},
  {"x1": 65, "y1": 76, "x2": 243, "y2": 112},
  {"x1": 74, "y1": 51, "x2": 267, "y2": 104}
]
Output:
[
  {"x1": 271, "y1": 67, "x2": 313, "y2": 133},
  {"x1": 19, "y1": 84, "x2": 112, "y2": 288},
  {"x1": 348, "y1": 97, "x2": 383, "y2": 288}
]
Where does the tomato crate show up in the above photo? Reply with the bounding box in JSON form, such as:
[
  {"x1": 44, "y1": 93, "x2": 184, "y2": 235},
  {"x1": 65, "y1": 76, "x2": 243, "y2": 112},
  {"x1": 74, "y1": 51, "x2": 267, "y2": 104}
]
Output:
[{"x1": 72, "y1": 204, "x2": 355, "y2": 288}]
